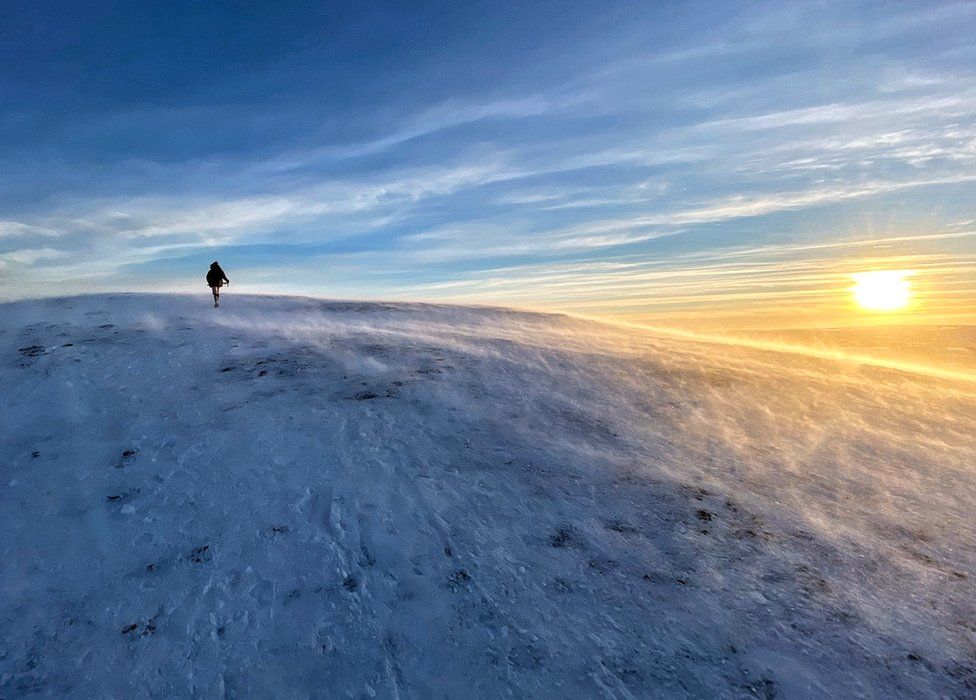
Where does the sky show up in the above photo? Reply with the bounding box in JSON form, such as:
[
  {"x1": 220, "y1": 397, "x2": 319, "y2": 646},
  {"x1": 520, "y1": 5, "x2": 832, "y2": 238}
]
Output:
[{"x1": 1, "y1": 0, "x2": 975, "y2": 329}]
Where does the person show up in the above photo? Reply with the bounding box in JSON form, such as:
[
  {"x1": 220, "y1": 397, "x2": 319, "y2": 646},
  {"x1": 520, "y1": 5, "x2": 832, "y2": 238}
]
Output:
[{"x1": 206, "y1": 261, "x2": 230, "y2": 307}]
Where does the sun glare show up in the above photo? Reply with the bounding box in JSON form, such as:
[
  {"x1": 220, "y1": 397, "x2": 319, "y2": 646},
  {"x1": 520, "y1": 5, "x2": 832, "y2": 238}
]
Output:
[{"x1": 851, "y1": 270, "x2": 913, "y2": 312}]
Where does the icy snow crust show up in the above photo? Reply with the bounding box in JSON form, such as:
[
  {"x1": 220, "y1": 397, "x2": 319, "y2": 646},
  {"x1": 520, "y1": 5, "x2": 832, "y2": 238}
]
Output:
[{"x1": 1, "y1": 294, "x2": 974, "y2": 698}]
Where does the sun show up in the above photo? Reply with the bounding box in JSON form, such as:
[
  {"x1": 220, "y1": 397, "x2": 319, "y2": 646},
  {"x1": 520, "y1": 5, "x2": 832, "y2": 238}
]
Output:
[{"x1": 851, "y1": 270, "x2": 914, "y2": 312}]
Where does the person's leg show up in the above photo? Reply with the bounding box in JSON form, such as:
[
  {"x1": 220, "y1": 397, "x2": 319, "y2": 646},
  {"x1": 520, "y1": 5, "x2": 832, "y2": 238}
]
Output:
[{"x1": 212, "y1": 287, "x2": 219, "y2": 306}]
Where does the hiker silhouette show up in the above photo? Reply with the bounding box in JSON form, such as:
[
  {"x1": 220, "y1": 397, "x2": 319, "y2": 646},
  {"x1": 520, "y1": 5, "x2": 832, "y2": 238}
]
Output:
[{"x1": 206, "y1": 261, "x2": 229, "y2": 307}]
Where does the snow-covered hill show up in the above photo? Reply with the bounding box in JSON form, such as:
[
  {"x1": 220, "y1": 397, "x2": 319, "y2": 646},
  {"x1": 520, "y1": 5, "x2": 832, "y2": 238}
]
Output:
[{"x1": 1, "y1": 294, "x2": 974, "y2": 698}]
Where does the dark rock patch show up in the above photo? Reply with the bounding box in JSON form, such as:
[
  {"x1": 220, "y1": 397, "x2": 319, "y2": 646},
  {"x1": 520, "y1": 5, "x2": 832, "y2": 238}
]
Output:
[
  {"x1": 793, "y1": 564, "x2": 831, "y2": 596},
  {"x1": 642, "y1": 571, "x2": 669, "y2": 584},
  {"x1": 605, "y1": 519, "x2": 639, "y2": 534},
  {"x1": 548, "y1": 577, "x2": 574, "y2": 593},
  {"x1": 360, "y1": 543, "x2": 376, "y2": 567},
  {"x1": 508, "y1": 643, "x2": 546, "y2": 670},
  {"x1": 142, "y1": 613, "x2": 159, "y2": 636},
  {"x1": 587, "y1": 557, "x2": 618, "y2": 574},
  {"x1": 601, "y1": 657, "x2": 641, "y2": 685},
  {"x1": 549, "y1": 527, "x2": 581, "y2": 548},
  {"x1": 187, "y1": 544, "x2": 212, "y2": 564},
  {"x1": 448, "y1": 569, "x2": 471, "y2": 589},
  {"x1": 414, "y1": 367, "x2": 442, "y2": 376},
  {"x1": 743, "y1": 676, "x2": 777, "y2": 699},
  {"x1": 121, "y1": 610, "x2": 160, "y2": 637},
  {"x1": 18, "y1": 345, "x2": 46, "y2": 358},
  {"x1": 115, "y1": 449, "x2": 139, "y2": 469},
  {"x1": 732, "y1": 526, "x2": 773, "y2": 542}
]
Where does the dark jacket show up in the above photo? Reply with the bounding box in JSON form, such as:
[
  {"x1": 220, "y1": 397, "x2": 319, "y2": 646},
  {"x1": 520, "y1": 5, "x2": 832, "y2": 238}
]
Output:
[{"x1": 206, "y1": 263, "x2": 229, "y2": 287}]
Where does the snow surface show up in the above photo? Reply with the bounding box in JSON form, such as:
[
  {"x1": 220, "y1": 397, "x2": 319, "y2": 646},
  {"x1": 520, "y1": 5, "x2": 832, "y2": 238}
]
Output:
[{"x1": 1, "y1": 293, "x2": 974, "y2": 698}]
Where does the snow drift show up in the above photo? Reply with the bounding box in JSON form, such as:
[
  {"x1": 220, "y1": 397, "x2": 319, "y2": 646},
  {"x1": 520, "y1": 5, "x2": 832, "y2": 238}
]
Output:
[{"x1": 1, "y1": 294, "x2": 974, "y2": 698}]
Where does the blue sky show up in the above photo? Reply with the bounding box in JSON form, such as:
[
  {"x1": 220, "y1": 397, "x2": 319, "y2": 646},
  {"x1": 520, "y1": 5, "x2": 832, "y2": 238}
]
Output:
[{"x1": 1, "y1": 0, "x2": 975, "y2": 328}]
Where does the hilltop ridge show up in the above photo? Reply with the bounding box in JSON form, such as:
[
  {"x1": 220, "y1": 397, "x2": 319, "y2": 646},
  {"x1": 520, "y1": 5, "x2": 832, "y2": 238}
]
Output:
[{"x1": 1, "y1": 294, "x2": 974, "y2": 697}]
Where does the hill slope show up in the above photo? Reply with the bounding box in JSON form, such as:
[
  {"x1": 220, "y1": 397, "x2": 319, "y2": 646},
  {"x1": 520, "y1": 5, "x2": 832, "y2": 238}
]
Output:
[{"x1": 1, "y1": 294, "x2": 974, "y2": 698}]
